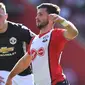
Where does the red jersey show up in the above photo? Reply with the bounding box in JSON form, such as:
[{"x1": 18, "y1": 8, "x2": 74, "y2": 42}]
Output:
[{"x1": 28, "y1": 28, "x2": 68, "y2": 85}]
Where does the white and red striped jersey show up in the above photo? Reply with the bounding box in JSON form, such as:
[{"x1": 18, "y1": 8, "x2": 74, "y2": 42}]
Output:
[{"x1": 28, "y1": 28, "x2": 68, "y2": 85}]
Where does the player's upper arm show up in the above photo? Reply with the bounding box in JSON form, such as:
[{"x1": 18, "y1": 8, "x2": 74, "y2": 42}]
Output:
[
  {"x1": 23, "y1": 52, "x2": 32, "y2": 66},
  {"x1": 63, "y1": 21, "x2": 78, "y2": 40}
]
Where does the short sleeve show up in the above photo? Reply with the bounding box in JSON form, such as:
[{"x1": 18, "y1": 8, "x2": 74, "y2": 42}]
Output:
[
  {"x1": 19, "y1": 24, "x2": 36, "y2": 44},
  {"x1": 54, "y1": 28, "x2": 68, "y2": 43},
  {"x1": 51, "y1": 28, "x2": 68, "y2": 50}
]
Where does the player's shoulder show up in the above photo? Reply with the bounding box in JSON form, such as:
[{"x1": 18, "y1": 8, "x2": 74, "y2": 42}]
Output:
[
  {"x1": 51, "y1": 28, "x2": 65, "y2": 36},
  {"x1": 53, "y1": 28, "x2": 65, "y2": 32},
  {"x1": 8, "y1": 21, "x2": 36, "y2": 37},
  {"x1": 8, "y1": 21, "x2": 21, "y2": 27},
  {"x1": 8, "y1": 21, "x2": 28, "y2": 30}
]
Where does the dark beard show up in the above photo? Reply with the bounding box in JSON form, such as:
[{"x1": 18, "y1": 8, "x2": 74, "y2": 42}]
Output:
[{"x1": 37, "y1": 21, "x2": 49, "y2": 30}]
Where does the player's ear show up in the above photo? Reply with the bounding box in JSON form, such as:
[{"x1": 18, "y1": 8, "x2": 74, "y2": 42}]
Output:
[{"x1": 48, "y1": 14, "x2": 52, "y2": 21}]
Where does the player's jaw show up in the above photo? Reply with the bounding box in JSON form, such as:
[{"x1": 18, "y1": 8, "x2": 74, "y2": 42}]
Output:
[{"x1": 36, "y1": 19, "x2": 49, "y2": 29}]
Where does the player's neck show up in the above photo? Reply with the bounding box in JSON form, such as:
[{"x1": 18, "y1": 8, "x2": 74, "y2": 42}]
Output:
[
  {"x1": 39, "y1": 24, "x2": 53, "y2": 34},
  {"x1": 0, "y1": 21, "x2": 8, "y2": 33}
]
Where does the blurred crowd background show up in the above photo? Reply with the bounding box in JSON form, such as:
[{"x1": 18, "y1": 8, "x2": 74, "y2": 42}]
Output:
[{"x1": 0, "y1": 0, "x2": 85, "y2": 85}]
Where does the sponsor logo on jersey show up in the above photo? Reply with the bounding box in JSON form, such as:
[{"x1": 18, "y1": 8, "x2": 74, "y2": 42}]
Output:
[
  {"x1": 9, "y1": 37, "x2": 17, "y2": 45},
  {"x1": 0, "y1": 47, "x2": 16, "y2": 56},
  {"x1": 0, "y1": 47, "x2": 14, "y2": 53},
  {"x1": 30, "y1": 47, "x2": 45, "y2": 60},
  {"x1": 42, "y1": 35, "x2": 49, "y2": 42},
  {"x1": 0, "y1": 52, "x2": 16, "y2": 56}
]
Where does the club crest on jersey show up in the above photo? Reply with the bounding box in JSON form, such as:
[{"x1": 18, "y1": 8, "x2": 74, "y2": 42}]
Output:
[
  {"x1": 42, "y1": 35, "x2": 49, "y2": 42},
  {"x1": 9, "y1": 37, "x2": 17, "y2": 45}
]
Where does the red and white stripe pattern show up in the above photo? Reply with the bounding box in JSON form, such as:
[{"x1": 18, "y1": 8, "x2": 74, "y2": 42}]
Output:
[{"x1": 28, "y1": 28, "x2": 68, "y2": 85}]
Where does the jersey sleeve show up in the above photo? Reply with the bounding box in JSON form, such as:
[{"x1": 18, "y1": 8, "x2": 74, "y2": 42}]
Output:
[
  {"x1": 51, "y1": 28, "x2": 68, "y2": 52},
  {"x1": 54, "y1": 28, "x2": 68, "y2": 43},
  {"x1": 19, "y1": 24, "x2": 36, "y2": 44}
]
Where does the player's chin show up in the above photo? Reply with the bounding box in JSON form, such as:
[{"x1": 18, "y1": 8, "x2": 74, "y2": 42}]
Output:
[{"x1": 36, "y1": 24, "x2": 42, "y2": 29}]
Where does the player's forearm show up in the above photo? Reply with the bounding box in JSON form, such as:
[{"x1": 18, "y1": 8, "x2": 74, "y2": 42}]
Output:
[
  {"x1": 7, "y1": 53, "x2": 32, "y2": 80},
  {"x1": 58, "y1": 17, "x2": 78, "y2": 39},
  {"x1": 61, "y1": 19, "x2": 78, "y2": 34},
  {"x1": 7, "y1": 58, "x2": 26, "y2": 80}
]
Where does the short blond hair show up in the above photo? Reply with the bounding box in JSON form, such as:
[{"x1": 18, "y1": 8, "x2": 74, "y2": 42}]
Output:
[{"x1": 0, "y1": 2, "x2": 6, "y2": 14}]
